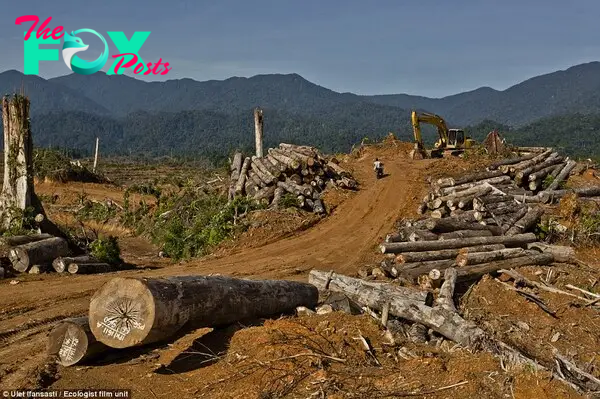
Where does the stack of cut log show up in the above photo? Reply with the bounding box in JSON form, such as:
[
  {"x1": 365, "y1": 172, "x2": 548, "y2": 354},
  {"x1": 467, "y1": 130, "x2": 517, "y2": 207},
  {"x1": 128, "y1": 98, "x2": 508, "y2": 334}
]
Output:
[
  {"x1": 0, "y1": 234, "x2": 112, "y2": 275},
  {"x1": 375, "y1": 147, "x2": 593, "y2": 284},
  {"x1": 418, "y1": 147, "x2": 600, "y2": 220},
  {"x1": 228, "y1": 143, "x2": 358, "y2": 213}
]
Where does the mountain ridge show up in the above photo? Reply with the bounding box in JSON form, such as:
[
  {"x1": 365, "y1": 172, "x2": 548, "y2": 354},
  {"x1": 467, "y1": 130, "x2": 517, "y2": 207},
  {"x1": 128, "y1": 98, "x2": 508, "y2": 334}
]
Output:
[{"x1": 2, "y1": 62, "x2": 600, "y2": 160}]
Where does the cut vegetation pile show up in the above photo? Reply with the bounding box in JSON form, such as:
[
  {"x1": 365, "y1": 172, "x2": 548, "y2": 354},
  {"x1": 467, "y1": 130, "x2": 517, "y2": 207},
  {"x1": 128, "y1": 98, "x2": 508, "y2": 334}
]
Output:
[{"x1": 32, "y1": 149, "x2": 107, "y2": 184}]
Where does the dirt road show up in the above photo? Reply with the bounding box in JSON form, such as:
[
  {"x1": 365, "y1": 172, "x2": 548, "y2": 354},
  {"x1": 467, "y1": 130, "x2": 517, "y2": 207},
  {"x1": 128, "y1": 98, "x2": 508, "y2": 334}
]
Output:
[{"x1": 0, "y1": 146, "x2": 431, "y2": 390}]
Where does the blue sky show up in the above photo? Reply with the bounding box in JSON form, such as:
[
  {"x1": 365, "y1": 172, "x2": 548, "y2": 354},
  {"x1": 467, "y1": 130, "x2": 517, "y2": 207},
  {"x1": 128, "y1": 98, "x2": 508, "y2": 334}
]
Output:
[{"x1": 1, "y1": 0, "x2": 599, "y2": 97}]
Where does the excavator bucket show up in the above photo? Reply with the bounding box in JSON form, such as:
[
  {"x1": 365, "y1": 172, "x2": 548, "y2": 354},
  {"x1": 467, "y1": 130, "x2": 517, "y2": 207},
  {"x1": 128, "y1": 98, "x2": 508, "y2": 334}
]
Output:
[{"x1": 409, "y1": 143, "x2": 426, "y2": 160}]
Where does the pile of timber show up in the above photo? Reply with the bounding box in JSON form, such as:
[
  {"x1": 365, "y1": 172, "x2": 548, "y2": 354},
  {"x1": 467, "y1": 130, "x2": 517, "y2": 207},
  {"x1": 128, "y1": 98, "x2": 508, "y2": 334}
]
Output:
[
  {"x1": 0, "y1": 234, "x2": 112, "y2": 275},
  {"x1": 375, "y1": 146, "x2": 598, "y2": 284},
  {"x1": 420, "y1": 148, "x2": 600, "y2": 213},
  {"x1": 228, "y1": 143, "x2": 358, "y2": 213}
]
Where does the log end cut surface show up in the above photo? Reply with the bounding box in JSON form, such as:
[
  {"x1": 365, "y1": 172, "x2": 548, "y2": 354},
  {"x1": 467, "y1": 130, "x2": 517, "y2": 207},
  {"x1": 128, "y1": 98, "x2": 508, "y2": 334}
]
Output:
[
  {"x1": 89, "y1": 278, "x2": 155, "y2": 349},
  {"x1": 48, "y1": 320, "x2": 90, "y2": 366}
]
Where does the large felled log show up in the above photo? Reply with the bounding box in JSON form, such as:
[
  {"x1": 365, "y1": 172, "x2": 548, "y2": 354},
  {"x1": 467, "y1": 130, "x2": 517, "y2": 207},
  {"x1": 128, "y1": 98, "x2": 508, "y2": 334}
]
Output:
[
  {"x1": 265, "y1": 154, "x2": 287, "y2": 173},
  {"x1": 439, "y1": 229, "x2": 494, "y2": 240},
  {"x1": 9, "y1": 237, "x2": 70, "y2": 272},
  {"x1": 437, "y1": 177, "x2": 505, "y2": 197},
  {"x1": 514, "y1": 153, "x2": 562, "y2": 185},
  {"x1": 455, "y1": 248, "x2": 529, "y2": 267},
  {"x1": 308, "y1": 270, "x2": 484, "y2": 347},
  {"x1": 408, "y1": 230, "x2": 440, "y2": 242},
  {"x1": 68, "y1": 262, "x2": 113, "y2": 274},
  {"x1": 380, "y1": 233, "x2": 537, "y2": 254},
  {"x1": 425, "y1": 217, "x2": 502, "y2": 234},
  {"x1": 48, "y1": 317, "x2": 110, "y2": 367},
  {"x1": 398, "y1": 259, "x2": 457, "y2": 275},
  {"x1": 527, "y1": 242, "x2": 575, "y2": 263},
  {"x1": 89, "y1": 276, "x2": 319, "y2": 348},
  {"x1": 477, "y1": 199, "x2": 519, "y2": 212},
  {"x1": 506, "y1": 149, "x2": 553, "y2": 174},
  {"x1": 247, "y1": 169, "x2": 262, "y2": 188},
  {"x1": 309, "y1": 271, "x2": 432, "y2": 307},
  {"x1": 326, "y1": 161, "x2": 351, "y2": 178},
  {"x1": 402, "y1": 250, "x2": 552, "y2": 281},
  {"x1": 501, "y1": 206, "x2": 529, "y2": 233},
  {"x1": 528, "y1": 163, "x2": 562, "y2": 182},
  {"x1": 251, "y1": 156, "x2": 277, "y2": 185},
  {"x1": 0, "y1": 233, "x2": 53, "y2": 248},
  {"x1": 52, "y1": 255, "x2": 97, "y2": 273},
  {"x1": 546, "y1": 160, "x2": 577, "y2": 191},
  {"x1": 252, "y1": 185, "x2": 276, "y2": 204},
  {"x1": 452, "y1": 169, "x2": 506, "y2": 186},
  {"x1": 278, "y1": 145, "x2": 315, "y2": 167},
  {"x1": 516, "y1": 146, "x2": 551, "y2": 153},
  {"x1": 395, "y1": 244, "x2": 505, "y2": 264},
  {"x1": 505, "y1": 206, "x2": 544, "y2": 236},
  {"x1": 455, "y1": 252, "x2": 554, "y2": 282},
  {"x1": 270, "y1": 187, "x2": 285, "y2": 209},
  {"x1": 539, "y1": 186, "x2": 600, "y2": 203},
  {"x1": 268, "y1": 148, "x2": 300, "y2": 170},
  {"x1": 488, "y1": 153, "x2": 537, "y2": 171},
  {"x1": 234, "y1": 157, "x2": 252, "y2": 195},
  {"x1": 277, "y1": 179, "x2": 312, "y2": 197}
]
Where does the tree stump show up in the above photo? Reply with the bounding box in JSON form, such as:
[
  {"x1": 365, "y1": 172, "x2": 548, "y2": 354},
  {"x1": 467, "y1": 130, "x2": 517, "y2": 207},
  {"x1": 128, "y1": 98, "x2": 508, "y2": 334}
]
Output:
[{"x1": 0, "y1": 94, "x2": 64, "y2": 238}]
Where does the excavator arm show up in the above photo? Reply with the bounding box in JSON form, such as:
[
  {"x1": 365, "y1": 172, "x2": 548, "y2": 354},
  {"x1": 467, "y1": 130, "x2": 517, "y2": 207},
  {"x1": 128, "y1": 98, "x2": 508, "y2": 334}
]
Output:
[{"x1": 411, "y1": 110, "x2": 450, "y2": 150}]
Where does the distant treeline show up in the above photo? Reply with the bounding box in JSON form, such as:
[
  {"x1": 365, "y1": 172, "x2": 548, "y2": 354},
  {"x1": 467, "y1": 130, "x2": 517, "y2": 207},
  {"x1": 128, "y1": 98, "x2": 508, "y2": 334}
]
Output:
[{"x1": 3, "y1": 109, "x2": 599, "y2": 164}]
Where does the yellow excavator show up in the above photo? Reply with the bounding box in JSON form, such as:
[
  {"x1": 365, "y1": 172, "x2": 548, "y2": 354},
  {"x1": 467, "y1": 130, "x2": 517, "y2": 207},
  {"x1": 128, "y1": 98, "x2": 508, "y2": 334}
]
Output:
[{"x1": 409, "y1": 110, "x2": 476, "y2": 159}]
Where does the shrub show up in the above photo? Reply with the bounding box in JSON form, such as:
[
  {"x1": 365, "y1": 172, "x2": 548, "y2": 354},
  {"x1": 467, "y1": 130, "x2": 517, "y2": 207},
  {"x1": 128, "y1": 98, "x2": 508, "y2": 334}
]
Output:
[{"x1": 89, "y1": 236, "x2": 122, "y2": 265}]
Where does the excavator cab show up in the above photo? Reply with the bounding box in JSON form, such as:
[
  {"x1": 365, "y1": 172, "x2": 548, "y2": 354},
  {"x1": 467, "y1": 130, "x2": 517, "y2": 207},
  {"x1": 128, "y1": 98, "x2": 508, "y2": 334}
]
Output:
[{"x1": 447, "y1": 129, "x2": 465, "y2": 148}]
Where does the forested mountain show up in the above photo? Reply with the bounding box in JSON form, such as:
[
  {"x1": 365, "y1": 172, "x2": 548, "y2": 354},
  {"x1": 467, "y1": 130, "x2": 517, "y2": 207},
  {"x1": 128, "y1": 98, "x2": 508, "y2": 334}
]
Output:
[
  {"x1": 2, "y1": 62, "x2": 600, "y2": 160},
  {"x1": 365, "y1": 62, "x2": 600, "y2": 126}
]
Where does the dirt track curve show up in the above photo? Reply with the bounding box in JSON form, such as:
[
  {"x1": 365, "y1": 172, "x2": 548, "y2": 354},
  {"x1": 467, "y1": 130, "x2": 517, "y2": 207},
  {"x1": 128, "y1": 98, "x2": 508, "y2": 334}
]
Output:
[{"x1": 0, "y1": 149, "x2": 431, "y2": 389}]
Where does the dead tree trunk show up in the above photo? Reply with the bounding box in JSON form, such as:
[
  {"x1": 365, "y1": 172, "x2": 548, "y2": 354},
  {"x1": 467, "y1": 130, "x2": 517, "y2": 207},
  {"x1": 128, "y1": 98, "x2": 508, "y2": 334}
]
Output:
[
  {"x1": 93, "y1": 137, "x2": 99, "y2": 173},
  {"x1": 8, "y1": 237, "x2": 70, "y2": 272},
  {"x1": 308, "y1": 270, "x2": 484, "y2": 347},
  {"x1": 1, "y1": 95, "x2": 36, "y2": 229},
  {"x1": 89, "y1": 275, "x2": 319, "y2": 348},
  {"x1": 254, "y1": 108, "x2": 264, "y2": 158},
  {"x1": 0, "y1": 95, "x2": 64, "y2": 238},
  {"x1": 48, "y1": 317, "x2": 110, "y2": 366}
]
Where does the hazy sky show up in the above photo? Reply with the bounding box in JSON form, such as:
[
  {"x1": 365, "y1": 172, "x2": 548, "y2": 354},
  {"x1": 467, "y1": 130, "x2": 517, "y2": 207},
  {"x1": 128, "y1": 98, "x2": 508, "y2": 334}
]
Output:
[{"x1": 1, "y1": 0, "x2": 599, "y2": 97}]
